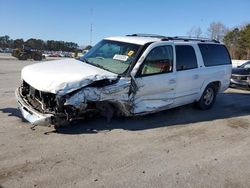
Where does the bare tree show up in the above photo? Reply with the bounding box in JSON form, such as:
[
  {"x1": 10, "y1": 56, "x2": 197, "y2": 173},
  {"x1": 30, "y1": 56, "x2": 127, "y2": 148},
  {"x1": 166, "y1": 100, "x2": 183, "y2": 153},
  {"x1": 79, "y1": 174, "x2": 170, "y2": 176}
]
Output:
[
  {"x1": 207, "y1": 22, "x2": 228, "y2": 41},
  {"x1": 187, "y1": 26, "x2": 203, "y2": 38}
]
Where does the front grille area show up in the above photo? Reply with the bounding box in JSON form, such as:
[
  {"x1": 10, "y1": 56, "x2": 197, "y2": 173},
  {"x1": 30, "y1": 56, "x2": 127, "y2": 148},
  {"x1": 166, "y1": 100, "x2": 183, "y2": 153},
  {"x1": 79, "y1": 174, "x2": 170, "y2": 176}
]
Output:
[
  {"x1": 231, "y1": 75, "x2": 248, "y2": 81},
  {"x1": 21, "y1": 81, "x2": 57, "y2": 113}
]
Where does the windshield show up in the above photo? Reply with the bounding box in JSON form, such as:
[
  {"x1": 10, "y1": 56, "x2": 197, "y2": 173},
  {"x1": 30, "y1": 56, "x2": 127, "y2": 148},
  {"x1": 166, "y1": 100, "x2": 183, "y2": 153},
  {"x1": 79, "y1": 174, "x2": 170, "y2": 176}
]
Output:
[
  {"x1": 81, "y1": 40, "x2": 141, "y2": 74},
  {"x1": 240, "y1": 61, "x2": 250, "y2": 69}
]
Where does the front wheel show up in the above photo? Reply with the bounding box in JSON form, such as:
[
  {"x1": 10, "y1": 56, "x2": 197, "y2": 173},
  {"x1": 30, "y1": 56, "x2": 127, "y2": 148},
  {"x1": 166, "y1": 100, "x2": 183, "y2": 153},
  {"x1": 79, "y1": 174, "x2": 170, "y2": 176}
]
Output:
[{"x1": 197, "y1": 84, "x2": 217, "y2": 110}]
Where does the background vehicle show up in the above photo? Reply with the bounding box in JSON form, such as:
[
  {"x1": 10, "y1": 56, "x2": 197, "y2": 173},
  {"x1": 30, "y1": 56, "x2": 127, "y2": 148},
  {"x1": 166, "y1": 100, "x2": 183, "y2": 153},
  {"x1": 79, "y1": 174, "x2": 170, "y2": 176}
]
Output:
[
  {"x1": 0, "y1": 47, "x2": 13, "y2": 53},
  {"x1": 74, "y1": 49, "x2": 90, "y2": 59},
  {"x1": 232, "y1": 59, "x2": 250, "y2": 68},
  {"x1": 15, "y1": 34, "x2": 232, "y2": 127},
  {"x1": 231, "y1": 60, "x2": 250, "y2": 88},
  {"x1": 12, "y1": 46, "x2": 44, "y2": 60}
]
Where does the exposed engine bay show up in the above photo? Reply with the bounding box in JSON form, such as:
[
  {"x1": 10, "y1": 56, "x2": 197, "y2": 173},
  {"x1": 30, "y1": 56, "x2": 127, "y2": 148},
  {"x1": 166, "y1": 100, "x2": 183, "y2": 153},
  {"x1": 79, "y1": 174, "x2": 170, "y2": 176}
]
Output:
[{"x1": 18, "y1": 77, "x2": 132, "y2": 127}]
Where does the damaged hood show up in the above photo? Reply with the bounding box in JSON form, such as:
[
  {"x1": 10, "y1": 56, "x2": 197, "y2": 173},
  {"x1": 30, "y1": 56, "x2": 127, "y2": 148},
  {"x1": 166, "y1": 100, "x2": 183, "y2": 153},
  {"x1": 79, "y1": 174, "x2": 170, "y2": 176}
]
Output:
[{"x1": 21, "y1": 59, "x2": 118, "y2": 95}]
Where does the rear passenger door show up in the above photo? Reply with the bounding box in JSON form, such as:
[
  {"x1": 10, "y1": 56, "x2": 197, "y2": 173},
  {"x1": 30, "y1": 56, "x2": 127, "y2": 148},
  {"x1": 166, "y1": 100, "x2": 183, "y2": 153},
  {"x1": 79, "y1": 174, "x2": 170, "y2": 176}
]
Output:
[{"x1": 174, "y1": 45, "x2": 203, "y2": 105}]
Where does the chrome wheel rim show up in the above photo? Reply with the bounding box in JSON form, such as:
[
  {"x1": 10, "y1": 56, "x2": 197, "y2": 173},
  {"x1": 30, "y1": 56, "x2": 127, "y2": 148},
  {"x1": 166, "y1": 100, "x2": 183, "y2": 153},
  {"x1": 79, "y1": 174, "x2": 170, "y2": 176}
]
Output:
[{"x1": 204, "y1": 88, "x2": 214, "y2": 106}]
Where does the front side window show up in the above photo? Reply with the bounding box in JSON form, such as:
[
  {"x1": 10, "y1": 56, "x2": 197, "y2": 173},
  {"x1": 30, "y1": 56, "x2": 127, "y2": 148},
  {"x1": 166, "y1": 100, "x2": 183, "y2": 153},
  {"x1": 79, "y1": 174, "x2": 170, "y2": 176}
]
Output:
[
  {"x1": 176, "y1": 45, "x2": 198, "y2": 71},
  {"x1": 82, "y1": 40, "x2": 141, "y2": 74},
  {"x1": 140, "y1": 45, "x2": 173, "y2": 76}
]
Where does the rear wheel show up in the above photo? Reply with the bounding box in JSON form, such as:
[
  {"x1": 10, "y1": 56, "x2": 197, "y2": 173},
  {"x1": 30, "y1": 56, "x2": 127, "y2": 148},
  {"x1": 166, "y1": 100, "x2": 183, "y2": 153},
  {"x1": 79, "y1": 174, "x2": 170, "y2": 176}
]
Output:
[
  {"x1": 33, "y1": 54, "x2": 42, "y2": 61},
  {"x1": 197, "y1": 84, "x2": 217, "y2": 110},
  {"x1": 18, "y1": 53, "x2": 28, "y2": 60}
]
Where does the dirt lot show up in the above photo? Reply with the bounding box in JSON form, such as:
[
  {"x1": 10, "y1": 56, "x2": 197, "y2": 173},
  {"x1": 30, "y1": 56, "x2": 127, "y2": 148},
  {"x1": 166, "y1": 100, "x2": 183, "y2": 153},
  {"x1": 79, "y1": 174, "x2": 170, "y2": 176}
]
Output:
[{"x1": 0, "y1": 58, "x2": 250, "y2": 188}]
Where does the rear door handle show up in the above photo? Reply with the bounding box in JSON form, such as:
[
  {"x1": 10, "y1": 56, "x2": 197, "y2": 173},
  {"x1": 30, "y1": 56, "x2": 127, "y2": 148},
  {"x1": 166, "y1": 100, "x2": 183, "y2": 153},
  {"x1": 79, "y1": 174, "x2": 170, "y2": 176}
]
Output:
[
  {"x1": 169, "y1": 79, "x2": 176, "y2": 84},
  {"x1": 193, "y1": 74, "x2": 199, "y2": 79}
]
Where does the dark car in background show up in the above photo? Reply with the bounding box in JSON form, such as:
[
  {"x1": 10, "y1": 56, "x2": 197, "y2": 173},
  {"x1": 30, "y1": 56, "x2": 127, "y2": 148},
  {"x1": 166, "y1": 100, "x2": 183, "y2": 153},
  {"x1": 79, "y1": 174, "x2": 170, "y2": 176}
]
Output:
[{"x1": 231, "y1": 61, "x2": 250, "y2": 88}]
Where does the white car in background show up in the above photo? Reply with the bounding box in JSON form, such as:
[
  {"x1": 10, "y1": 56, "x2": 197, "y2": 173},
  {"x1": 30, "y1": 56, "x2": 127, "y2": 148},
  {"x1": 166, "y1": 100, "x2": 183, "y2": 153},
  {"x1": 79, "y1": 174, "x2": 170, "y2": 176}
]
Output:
[{"x1": 15, "y1": 34, "x2": 232, "y2": 128}]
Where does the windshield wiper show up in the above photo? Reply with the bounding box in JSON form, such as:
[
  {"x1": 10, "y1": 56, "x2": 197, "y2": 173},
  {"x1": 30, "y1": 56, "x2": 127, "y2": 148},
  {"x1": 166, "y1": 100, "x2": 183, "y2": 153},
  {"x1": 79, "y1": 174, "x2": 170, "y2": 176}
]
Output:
[
  {"x1": 81, "y1": 57, "x2": 91, "y2": 64},
  {"x1": 92, "y1": 63, "x2": 109, "y2": 71},
  {"x1": 95, "y1": 56, "x2": 104, "y2": 60}
]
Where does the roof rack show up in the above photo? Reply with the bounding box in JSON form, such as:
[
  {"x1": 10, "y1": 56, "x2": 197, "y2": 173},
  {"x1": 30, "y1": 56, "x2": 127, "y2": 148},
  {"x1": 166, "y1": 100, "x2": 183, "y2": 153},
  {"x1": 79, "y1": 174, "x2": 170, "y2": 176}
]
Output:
[
  {"x1": 126, "y1": 34, "x2": 167, "y2": 38},
  {"x1": 126, "y1": 34, "x2": 220, "y2": 43},
  {"x1": 161, "y1": 36, "x2": 220, "y2": 43}
]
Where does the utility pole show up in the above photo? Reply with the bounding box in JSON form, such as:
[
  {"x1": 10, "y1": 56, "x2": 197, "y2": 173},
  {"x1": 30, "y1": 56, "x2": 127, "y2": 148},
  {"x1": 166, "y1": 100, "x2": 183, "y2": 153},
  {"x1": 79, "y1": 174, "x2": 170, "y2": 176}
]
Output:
[
  {"x1": 90, "y1": 23, "x2": 93, "y2": 46},
  {"x1": 90, "y1": 8, "x2": 93, "y2": 46}
]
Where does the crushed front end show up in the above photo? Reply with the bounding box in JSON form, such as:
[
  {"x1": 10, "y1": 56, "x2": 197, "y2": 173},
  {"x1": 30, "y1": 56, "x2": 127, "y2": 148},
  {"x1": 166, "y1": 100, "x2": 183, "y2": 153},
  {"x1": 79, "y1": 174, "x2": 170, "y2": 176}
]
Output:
[
  {"x1": 15, "y1": 81, "x2": 55, "y2": 126},
  {"x1": 16, "y1": 78, "x2": 132, "y2": 127},
  {"x1": 16, "y1": 80, "x2": 89, "y2": 127}
]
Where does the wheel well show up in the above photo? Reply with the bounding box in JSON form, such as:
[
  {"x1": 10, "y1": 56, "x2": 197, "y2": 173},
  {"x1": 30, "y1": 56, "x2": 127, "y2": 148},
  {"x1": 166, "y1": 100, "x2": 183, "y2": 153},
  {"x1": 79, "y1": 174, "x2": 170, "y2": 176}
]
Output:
[{"x1": 209, "y1": 81, "x2": 221, "y2": 93}]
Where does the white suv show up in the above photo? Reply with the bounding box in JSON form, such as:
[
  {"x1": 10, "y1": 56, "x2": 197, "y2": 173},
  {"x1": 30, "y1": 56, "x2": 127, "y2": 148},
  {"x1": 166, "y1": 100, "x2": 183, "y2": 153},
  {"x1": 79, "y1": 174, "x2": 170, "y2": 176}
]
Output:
[{"x1": 15, "y1": 34, "x2": 232, "y2": 127}]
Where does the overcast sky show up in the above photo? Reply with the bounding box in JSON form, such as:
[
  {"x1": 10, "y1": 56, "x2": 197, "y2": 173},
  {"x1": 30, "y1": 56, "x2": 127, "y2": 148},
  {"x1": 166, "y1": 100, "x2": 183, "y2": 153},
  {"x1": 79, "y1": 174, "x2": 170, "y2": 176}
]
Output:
[{"x1": 0, "y1": 0, "x2": 249, "y2": 46}]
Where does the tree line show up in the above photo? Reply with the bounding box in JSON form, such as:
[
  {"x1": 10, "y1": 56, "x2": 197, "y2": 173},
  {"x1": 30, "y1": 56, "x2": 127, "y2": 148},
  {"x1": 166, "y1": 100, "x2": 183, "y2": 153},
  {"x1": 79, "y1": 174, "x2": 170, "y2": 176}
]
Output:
[
  {"x1": 187, "y1": 22, "x2": 250, "y2": 60},
  {"x1": 0, "y1": 36, "x2": 79, "y2": 52},
  {"x1": 1, "y1": 22, "x2": 250, "y2": 59},
  {"x1": 223, "y1": 24, "x2": 250, "y2": 60}
]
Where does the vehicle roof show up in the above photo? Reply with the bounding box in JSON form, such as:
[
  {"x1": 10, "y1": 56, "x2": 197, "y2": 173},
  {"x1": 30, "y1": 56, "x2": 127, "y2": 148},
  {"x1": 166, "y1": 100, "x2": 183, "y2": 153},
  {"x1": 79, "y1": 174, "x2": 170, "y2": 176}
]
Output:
[
  {"x1": 105, "y1": 35, "x2": 221, "y2": 45},
  {"x1": 105, "y1": 36, "x2": 162, "y2": 45}
]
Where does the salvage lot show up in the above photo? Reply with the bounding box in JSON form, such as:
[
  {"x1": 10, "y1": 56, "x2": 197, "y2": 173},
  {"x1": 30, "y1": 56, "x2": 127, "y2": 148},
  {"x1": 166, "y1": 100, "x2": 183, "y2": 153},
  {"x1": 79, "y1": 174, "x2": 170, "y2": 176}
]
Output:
[{"x1": 0, "y1": 58, "x2": 250, "y2": 188}]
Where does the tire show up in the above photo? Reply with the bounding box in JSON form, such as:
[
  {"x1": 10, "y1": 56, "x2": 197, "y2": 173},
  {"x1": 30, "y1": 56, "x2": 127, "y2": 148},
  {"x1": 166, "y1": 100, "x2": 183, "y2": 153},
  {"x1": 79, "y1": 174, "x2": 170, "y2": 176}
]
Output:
[
  {"x1": 197, "y1": 84, "x2": 217, "y2": 110},
  {"x1": 54, "y1": 121, "x2": 70, "y2": 129},
  {"x1": 33, "y1": 54, "x2": 42, "y2": 61},
  {"x1": 18, "y1": 53, "x2": 28, "y2": 60},
  {"x1": 52, "y1": 117, "x2": 70, "y2": 129}
]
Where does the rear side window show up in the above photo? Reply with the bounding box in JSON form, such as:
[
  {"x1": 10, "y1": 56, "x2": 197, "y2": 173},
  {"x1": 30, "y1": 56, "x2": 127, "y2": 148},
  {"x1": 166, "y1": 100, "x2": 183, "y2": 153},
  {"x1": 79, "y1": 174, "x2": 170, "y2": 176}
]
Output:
[
  {"x1": 176, "y1": 45, "x2": 198, "y2": 71},
  {"x1": 198, "y1": 44, "x2": 231, "y2": 66}
]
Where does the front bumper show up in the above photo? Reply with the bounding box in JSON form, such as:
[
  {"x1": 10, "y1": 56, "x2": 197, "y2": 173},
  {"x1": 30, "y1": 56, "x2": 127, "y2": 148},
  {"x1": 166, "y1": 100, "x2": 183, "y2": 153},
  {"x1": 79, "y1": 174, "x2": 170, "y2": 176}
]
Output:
[
  {"x1": 15, "y1": 88, "x2": 53, "y2": 126},
  {"x1": 230, "y1": 78, "x2": 249, "y2": 87}
]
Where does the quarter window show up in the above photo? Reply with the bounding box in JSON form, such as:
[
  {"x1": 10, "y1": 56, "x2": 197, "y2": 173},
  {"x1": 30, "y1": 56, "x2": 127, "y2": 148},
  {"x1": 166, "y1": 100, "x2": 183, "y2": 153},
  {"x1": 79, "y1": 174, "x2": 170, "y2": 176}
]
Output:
[
  {"x1": 176, "y1": 45, "x2": 198, "y2": 71},
  {"x1": 198, "y1": 44, "x2": 231, "y2": 66},
  {"x1": 140, "y1": 46, "x2": 173, "y2": 76}
]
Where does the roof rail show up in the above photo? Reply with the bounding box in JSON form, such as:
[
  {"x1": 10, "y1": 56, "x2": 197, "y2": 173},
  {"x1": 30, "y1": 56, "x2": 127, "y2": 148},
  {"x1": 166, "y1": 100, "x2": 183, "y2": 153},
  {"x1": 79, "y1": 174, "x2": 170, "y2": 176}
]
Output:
[
  {"x1": 161, "y1": 36, "x2": 220, "y2": 43},
  {"x1": 126, "y1": 34, "x2": 220, "y2": 43},
  {"x1": 126, "y1": 34, "x2": 167, "y2": 38}
]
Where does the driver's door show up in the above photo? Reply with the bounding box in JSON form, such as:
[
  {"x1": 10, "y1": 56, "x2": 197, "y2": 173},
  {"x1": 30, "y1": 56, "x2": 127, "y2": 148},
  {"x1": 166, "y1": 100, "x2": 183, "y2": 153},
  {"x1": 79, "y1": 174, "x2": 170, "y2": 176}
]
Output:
[{"x1": 131, "y1": 44, "x2": 176, "y2": 114}]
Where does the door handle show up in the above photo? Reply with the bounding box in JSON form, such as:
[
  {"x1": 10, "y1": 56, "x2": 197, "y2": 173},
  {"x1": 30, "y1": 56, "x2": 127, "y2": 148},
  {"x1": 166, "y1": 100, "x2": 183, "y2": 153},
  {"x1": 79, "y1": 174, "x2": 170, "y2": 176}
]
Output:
[
  {"x1": 193, "y1": 74, "x2": 199, "y2": 79},
  {"x1": 169, "y1": 79, "x2": 176, "y2": 84}
]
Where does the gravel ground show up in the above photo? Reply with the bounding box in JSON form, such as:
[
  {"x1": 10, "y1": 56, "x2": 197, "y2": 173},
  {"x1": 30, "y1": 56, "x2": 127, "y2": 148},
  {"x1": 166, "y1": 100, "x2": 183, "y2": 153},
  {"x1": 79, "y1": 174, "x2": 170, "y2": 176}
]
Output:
[{"x1": 0, "y1": 58, "x2": 250, "y2": 188}]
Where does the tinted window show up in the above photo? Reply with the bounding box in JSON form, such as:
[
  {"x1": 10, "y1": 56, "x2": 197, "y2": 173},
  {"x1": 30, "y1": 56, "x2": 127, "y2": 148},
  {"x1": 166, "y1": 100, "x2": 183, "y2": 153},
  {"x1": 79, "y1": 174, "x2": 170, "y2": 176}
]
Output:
[
  {"x1": 140, "y1": 46, "x2": 173, "y2": 76},
  {"x1": 198, "y1": 44, "x2": 231, "y2": 66},
  {"x1": 176, "y1": 45, "x2": 198, "y2": 71},
  {"x1": 240, "y1": 61, "x2": 250, "y2": 69}
]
